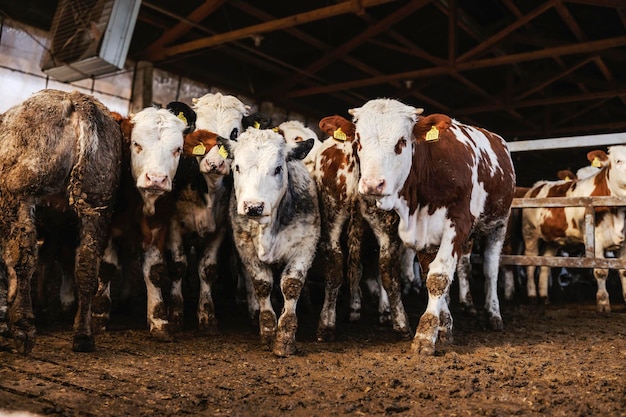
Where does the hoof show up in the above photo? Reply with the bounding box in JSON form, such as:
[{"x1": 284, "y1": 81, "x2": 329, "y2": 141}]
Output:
[
  {"x1": 395, "y1": 329, "x2": 413, "y2": 341},
  {"x1": 198, "y1": 323, "x2": 220, "y2": 336},
  {"x1": 597, "y1": 304, "x2": 611, "y2": 313},
  {"x1": 461, "y1": 303, "x2": 478, "y2": 317},
  {"x1": 91, "y1": 314, "x2": 109, "y2": 335},
  {"x1": 488, "y1": 316, "x2": 504, "y2": 331},
  {"x1": 438, "y1": 330, "x2": 454, "y2": 345},
  {"x1": 150, "y1": 329, "x2": 174, "y2": 342},
  {"x1": 72, "y1": 334, "x2": 95, "y2": 352},
  {"x1": 539, "y1": 296, "x2": 550, "y2": 305},
  {"x1": 273, "y1": 339, "x2": 296, "y2": 357},
  {"x1": 348, "y1": 310, "x2": 361, "y2": 322},
  {"x1": 0, "y1": 322, "x2": 10, "y2": 338},
  {"x1": 316, "y1": 326, "x2": 336, "y2": 342},
  {"x1": 379, "y1": 311, "x2": 392, "y2": 325},
  {"x1": 411, "y1": 338, "x2": 435, "y2": 356},
  {"x1": 12, "y1": 328, "x2": 36, "y2": 355}
]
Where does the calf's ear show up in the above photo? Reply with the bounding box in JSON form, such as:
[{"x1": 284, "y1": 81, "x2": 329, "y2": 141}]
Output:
[
  {"x1": 243, "y1": 112, "x2": 272, "y2": 129},
  {"x1": 166, "y1": 101, "x2": 197, "y2": 135},
  {"x1": 288, "y1": 138, "x2": 315, "y2": 161}
]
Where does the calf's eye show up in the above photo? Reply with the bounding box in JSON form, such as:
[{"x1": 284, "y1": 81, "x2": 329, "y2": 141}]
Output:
[
  {"x1": 235, "y1": 165, "x2": 240, "y2": 173},
  {"x1": 274, "y1": 166, "x2": 282, "y2": 175},
  {"x1": 132, "y1": 142, "x2": 142, "y2": 152}
]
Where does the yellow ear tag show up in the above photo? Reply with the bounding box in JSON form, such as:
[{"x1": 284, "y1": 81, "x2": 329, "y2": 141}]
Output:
[
  {"x1": 177, "y1": 112, "x2": 187, "y2": 125},
  {"x1": 425, "y1": 125, "x2": 439, "y2": 142},
  {"x1": 192, "y1": 143, "x2": 206, "y2": 155},
  {"x1": 333, "y1": 128, "x2": 347, "y2": 141},
  {"x1": 218, "y1": 145, "x2": 229, "y2": 159},
  {"x1": 565, "y1": 176, "x2": 571, "y2": 181},
  {"x1": 254, "y1": 121, "x2": 260, "y2": 129},
  {"x1": 591, "y1": 157, "x2": 601, "y2": 168}
]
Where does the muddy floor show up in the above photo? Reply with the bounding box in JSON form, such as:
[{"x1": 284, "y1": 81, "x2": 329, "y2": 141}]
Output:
[{"x1": 1, "y1": 272, "x2": 625, "y2": 417}]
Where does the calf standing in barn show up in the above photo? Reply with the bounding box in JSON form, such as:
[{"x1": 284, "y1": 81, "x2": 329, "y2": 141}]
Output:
[
  {"x1": 228, "y1": 127, "x2": 319, "y2": 357},
  {"x1": 93, "y1": 105, "x2": 192, "y2": 341},
  {"x1": 522, "y1": 145, "x2": 626, "y2": 312},
  {"x1": 0, "y1": 89, "x2": 122, "y2": 353},
  {"x1": 167, "y1": 92, "x2": 270, "y2": 331},
  {"x1": 351, "y1": 98, "x2": 516, "y2": 355},
  {"x1": 313, "y1": 115, "x2": 415, "y2": 341}
]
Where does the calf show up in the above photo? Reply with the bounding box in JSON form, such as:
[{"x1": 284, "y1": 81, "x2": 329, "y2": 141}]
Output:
[
  {"x1": 0, "y1": 89, "x2": 122, "y2": 353},
  {"x1": 228, "y1": 127, "x2": 319, "y2": 356},
  {"x1": 351, "y1": 100, "x2": 516, "y2": 355},
  {"x1": 314, "y1": 116, "x2": 414, "y2": 341},
  {"x1": 93, "y1": 105, "x2": 191, "y2": 341},
  {"x1": 176, "y1": 92, "x2": 270, "y2": 325},
  {"x1": 522, "y1": 145, "x2": 626, "y2": 312},
  {"x1": 576, "y1": 150, "x2": 608, "y2": 180}
]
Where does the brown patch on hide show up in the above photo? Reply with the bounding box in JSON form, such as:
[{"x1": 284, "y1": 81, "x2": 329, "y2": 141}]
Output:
[
  {"x1": 182, "y1": 129, "x2": 218, "y2": 156},
  {"x1": 394, "y1": 137, "x2": 407, "y2": 155},
  {"x1": 319, "y1": 145, "x2": 350, "y2": 202}
]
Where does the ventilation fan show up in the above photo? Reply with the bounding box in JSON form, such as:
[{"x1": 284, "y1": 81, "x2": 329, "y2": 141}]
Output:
[{"x1": 41, "y1": 0, "x2": 141, "y2": 82}]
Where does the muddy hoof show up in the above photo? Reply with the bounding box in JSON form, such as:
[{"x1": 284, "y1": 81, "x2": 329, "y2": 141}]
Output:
[
  {"x1": 273, "y1": 340, "x2": 296, "y2": 357},
  {"x1": 379, "y1": 311, "x2": 392, "y2": 325},
  {"x1": 438, "y1": 331, "x2": 454, "y2": 345},
  {"x1": 539, "y1": 296, "x2": 550, "y2": 305},
  {"x1": 91, "y1": 315, "x2": 109, "y2": 334},
  {"x1": 12, "y1": 328, "x2": 36, "y2": 355},
  {"x1": 316, "y1": 326, "x2": 336, "y2": 342},
  {"x1": 150, "y1": 329, "x2": 174, "y2": 342},
  {"x1": 72, "y1": 334, "x2": 95, "y2": 352},
  {"x1": 411, "y1": 339, "x2": 435, "y2": 356},
  {"x1": 461, "y1": 304, "x2": 478, "y2": 317},
  {"x1": 198, "y1": 323, "x2": 220, "y2": 336},
  {"x1": 488, "y1": 316, "x2": 504, "y2": 331},
  {"x1": 349, "y1": 310, "x2": 361, "y2": 322},
  {"x1": 0, "y1": 322, "x2": 10, "y2": 338},
  {"x1": 596, "y1": 304, "x2": 611, "y2": 313},
  {"x1": 395, "y1": 328, "x2": 413, "y2": 341}
]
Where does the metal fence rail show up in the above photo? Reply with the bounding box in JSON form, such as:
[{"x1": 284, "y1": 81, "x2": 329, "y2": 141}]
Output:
[{"x1": 499, "y1": 196, "x2": 626, "y2": 269}]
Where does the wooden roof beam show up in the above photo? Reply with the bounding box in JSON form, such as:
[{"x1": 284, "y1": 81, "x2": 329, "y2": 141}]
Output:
[
  {"x1": 143, "y1": 0, "x2": 226, "y2": 60},
  {"x1": 162, "y1": 0, "x2": 398, "y2": 57},
  {"x1": 287, "y1": 35, "x2": 626, "y2": 97}
]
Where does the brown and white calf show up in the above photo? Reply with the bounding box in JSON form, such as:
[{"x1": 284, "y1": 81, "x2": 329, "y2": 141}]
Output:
[
  {"x1": 0, "y1": 89, "x2": 122, "y2": 353},
  {"x1": 167, "y1": 92, "x2": 270, "y2": 331},
  {"x1": 93, "y1": 105, "x2": 191, "y2": 340},
  {"x1": 313, "y1": 116, "x2": 415, "y2": 341},
  {"x1": 351, "y1": 99, "x2": 516, "y2": 355},
  {"x1": 228, "y1": 127, "x2": 319, "y2": 356},
  {"x1": 522, "y1": 145, "x2": 626, "y2": 312}
]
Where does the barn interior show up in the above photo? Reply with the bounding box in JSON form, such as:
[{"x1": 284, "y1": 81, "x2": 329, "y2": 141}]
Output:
[{"x1": 1, "y1": 0, "x2": 625, "y2": 186}]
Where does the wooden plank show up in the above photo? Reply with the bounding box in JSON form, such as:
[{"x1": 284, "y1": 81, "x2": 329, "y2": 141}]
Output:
[{"x1": 511, "y1": 196, "x2": 626, "y2": 208}]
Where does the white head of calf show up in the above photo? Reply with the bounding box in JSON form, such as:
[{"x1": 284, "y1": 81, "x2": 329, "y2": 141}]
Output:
[
  {"x1": 278, "y1": 120, "x2": 321, "y2": 175},
  {"x1": 607, "y1": 145, "x2": 626, "y2": 196},
  {"x1": 230, "y1": 127, "x2": 314, "y2": 224},
  {"x1": 130, "y1": 107, "x2": 186, "y2": 215},
  {"x1": 348, "y1": 99, "x2": 423, "y2": 210}
]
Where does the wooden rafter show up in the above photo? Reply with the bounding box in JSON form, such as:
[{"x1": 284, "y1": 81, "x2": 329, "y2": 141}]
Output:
[{"x1": 161, "y1": 0, "x2": 398, "y2": 57}]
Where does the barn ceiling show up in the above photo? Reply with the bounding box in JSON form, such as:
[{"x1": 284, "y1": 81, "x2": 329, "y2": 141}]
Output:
[{"x1": 2, "y1": 1, "x2": 626, "y2": 154}]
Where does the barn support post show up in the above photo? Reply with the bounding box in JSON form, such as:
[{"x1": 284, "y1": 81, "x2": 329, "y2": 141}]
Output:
[{"x1": 130, "y1": 60, "x2": 154, "y2": 114}]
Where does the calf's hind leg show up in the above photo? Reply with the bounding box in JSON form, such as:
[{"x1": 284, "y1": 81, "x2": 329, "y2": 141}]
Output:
[{"x1": 3, "y1": 200, "x2": 38, "y2": 354}]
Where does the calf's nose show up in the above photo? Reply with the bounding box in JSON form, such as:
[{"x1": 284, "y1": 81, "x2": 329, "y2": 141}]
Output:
[
  {"x1": 360, "y1": 177, "x2": 386, "y2": 195},
  {"x1": 145, "y1": 173, "x2": 169, "y2": 189},
  {"x1": 243, "y1": 201, "x2": 265, "y2": 217}
]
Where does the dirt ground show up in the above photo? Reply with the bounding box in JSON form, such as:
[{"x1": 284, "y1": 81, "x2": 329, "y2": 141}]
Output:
[{"x1": 1, "y1": 270, "x2": 626, "y2": 417}]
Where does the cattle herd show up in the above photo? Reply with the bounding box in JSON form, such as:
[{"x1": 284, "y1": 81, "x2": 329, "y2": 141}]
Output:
[{"x1": 0, "y1": 88, "x2": 624, "y2": 358}]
